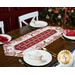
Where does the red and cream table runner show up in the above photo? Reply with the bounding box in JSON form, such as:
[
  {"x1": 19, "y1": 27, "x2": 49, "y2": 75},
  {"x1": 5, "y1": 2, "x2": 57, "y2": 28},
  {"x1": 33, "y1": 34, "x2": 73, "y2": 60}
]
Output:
[{"x1": 3, "y1": 26, "x2": 63, "y2": 57}]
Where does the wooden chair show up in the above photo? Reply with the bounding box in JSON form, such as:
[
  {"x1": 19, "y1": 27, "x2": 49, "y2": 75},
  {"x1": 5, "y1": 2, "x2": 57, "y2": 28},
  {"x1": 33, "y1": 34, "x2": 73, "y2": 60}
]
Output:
[
  {"x1": 0, "y1": 21, "x2": 5, "y2": 34},
  {"x1": 18, "y1": 11, "x2": 38, "y2": 28}
]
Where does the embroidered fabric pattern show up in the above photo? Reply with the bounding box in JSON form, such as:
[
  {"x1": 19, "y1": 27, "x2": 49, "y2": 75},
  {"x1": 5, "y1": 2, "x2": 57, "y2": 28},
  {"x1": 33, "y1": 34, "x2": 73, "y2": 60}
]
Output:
[
  {"x1": 3, "y1": 26, "x2": 63, "y2": 57},
  {"x1": 15, "y1": 29, "x2": 56, "y2": 50}
]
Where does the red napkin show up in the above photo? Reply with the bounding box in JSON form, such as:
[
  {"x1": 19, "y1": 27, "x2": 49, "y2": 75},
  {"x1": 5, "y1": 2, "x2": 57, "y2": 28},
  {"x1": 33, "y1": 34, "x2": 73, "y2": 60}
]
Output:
[
  {"x1": 64, "y1": 29, "x2": 75, "y2": 36},
  {"x1": 0, "y1": 36, "x2": 9, "y2": 43}
]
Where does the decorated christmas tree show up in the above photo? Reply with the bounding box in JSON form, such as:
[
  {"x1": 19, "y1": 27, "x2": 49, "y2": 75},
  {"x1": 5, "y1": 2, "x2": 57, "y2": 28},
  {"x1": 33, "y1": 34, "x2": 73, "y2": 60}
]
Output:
[{"x1": 39, "y1": 7, "x2": 75, "y2": 26}]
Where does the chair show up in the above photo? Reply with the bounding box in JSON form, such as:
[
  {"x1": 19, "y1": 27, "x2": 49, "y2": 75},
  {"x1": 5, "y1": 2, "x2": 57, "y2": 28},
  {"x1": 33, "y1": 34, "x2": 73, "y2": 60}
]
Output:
[
  {"x1": 18, "y1": 11, "x2": 39, "y2": 28},
  {"x1": 0, "y1": 21, "x2": 5, "y2": 34}
]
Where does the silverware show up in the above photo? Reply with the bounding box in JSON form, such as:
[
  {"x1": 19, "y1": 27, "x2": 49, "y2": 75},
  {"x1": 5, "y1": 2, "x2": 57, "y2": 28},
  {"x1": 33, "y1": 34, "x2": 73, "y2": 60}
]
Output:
[
  {"x1": 42, "y1": 47, "x2": 47, "y2": 51},
  {"x1": 18, "y1": 59, "x2": 30, "y2": 67},
  {"x1": 49, "y1": 50, "x2": 57, "y2": 56},
  {"x1": 61, "y1": 36, "x2": 75, "y2": 43},
  {"x1": 18, "y1": 59, "x2": 24, "y2": 64},
  {"x1": 42, "y1": 47, "x2": 57, "y2": 57},
  {"x1": 61, "y1": 36, "x2": 65, "y2": 40},
  {"x1": 51, "y1": 54, "x2": 56, "y2": 57}
]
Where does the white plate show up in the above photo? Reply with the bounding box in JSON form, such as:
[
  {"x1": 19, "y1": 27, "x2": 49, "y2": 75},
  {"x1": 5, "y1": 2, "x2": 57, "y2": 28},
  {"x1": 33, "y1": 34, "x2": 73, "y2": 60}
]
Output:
[
  {"x1": 0, "y1": 34, "x2": 12, "y2": 44},
  {"x1": 63, "y1": 33, "x2": 75, "y2": 40},
  {"x1": 30, "y1": 21, "x2": 48, "y2": 28},
  {"x1": 23, "y1": 50, "x2": 52, "y2": 66}
]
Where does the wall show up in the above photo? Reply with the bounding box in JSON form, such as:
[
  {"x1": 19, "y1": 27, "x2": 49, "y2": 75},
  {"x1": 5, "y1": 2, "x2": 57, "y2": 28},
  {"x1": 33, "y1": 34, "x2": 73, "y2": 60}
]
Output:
[{"x1": 0, "y1": 7, "x2": 44, "y2": 33}]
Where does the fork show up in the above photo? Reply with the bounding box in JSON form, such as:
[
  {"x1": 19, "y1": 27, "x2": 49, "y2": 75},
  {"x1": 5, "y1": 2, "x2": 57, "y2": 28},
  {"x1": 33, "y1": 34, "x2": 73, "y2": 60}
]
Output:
[
  {"x1": 42, "y1": 48, "x2": 57, "y2": 57},
  {"x1": 18, "y1": 59, "x2": 30, "y2": 67}
]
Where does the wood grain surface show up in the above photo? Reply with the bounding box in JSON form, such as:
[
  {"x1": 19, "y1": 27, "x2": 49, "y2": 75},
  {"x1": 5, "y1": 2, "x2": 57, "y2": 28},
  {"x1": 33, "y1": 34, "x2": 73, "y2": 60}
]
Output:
[{"x1": 0, "y1": 19, "x2": 75, "y2": 67}]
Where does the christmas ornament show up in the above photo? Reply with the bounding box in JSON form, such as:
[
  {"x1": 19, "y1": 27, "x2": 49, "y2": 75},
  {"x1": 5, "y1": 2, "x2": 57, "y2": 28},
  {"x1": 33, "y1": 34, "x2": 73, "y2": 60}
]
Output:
[
  {"x1": 57, "y1": 15, "x2": 61, "y2": 19},
  {"x1": 46, "y1": 15, "x2": 50, "y2": 19},
  {"x1": 68, "y1": 10, "x2": 70, "y2": 13},
  {"x1": 52, "y1": 14, "x2": 54, "y2": 16},
  {"x1": 40, "y1": 7, "x2": 75, "y2": 26},
  {"x1": 66, "y1": 7, "x2": 68, "y2": 11},
  {"x1": 71, "y1": 10, "x2": 74, "y2": 13},
  {"x1": 67, "y1": 7, "x2": 73, "y2": 12},
  {"x1": 48, "y1": 8, "x2": 52, "y2": 12},
  {"x1": 53, "y1": 23, "x2": 55, "y2": 25},
  {"x1": 58, "y1": 22, "x2": 60, "y2": 25},
  {"x1": 61, "y1": 20, "x2": 63, "y2": 23},
  {"x1": 54, "y1": 9, "x2": 59, "y2": 13},
  {"x1": 66, "y1": 15, "x2": 69, "y2": 20},
  {"x1": 68, "y1": 7, "x2": 73, "y2": 11}
]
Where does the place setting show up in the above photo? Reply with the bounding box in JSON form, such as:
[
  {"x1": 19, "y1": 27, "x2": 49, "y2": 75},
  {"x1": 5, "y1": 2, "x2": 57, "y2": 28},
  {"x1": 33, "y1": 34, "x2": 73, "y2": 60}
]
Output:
[
  {"x1": 22, "y1": 49, "x2": 52, "y2": 67},
  {"x1": 29, "y1": 20, "x2": 48, "y2": 28},
  {"x1": 61, "y1": 29, "x2": 75, "y2": 43},
  {"x1": 18, "y1": 47, "x2": 57, "y2": 67},
  {"x1": 0, "y1": 34, "x2": 12, "y2": 45}
]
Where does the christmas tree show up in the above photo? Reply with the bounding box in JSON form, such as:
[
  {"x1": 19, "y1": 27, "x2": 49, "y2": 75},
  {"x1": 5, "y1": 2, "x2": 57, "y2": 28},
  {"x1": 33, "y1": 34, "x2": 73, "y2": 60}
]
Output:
[{"x1": 39, "y1": 7, "x2": 75, "y2": 26}]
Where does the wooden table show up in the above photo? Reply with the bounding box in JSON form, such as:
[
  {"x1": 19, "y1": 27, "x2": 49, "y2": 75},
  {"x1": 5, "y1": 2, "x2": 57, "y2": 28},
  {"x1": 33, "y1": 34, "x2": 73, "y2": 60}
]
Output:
[{"x1": 0, "y1": 19, "x2": 75, "y2": 67}]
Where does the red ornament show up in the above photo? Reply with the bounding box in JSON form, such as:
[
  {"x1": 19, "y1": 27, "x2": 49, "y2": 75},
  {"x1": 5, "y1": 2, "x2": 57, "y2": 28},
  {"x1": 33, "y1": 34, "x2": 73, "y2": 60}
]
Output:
[
  {"x1": 54, "y1": 9, "x2": 59, "y2": 13},
  {"x1": 68, "y1": 7, "x2": 73, "y2": 11},
  {"x1": 66, "y1": 8, "x2": 69, "y2": 11},
  {"x1": 66, "y1": 15, "x2": 69, "y2": 19},
  {"x1": 68, "y1": 7, "x2": 73, "y2": 10}
]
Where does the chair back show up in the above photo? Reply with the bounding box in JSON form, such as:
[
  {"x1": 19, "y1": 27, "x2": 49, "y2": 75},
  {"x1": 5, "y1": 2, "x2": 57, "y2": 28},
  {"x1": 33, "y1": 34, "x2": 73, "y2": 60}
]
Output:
[
  {"x1": 0, "y1": 21, "x2": 5, "y2": 34},
  {"x1": 18, "y1": 11, "x2": 38, "y2": 28}
]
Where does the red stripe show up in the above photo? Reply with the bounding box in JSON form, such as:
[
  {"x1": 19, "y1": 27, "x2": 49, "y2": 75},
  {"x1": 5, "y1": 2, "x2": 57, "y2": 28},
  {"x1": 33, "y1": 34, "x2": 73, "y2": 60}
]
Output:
[{"x1": 14, "y1": 29, "x2": 57, "y2": 50}]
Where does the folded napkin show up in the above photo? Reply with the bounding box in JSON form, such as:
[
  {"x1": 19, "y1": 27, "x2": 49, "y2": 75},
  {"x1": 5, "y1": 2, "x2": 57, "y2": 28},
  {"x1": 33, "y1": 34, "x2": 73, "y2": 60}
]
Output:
[
  {"x1": 30, "y1": 20, "x2": 44, "y2": 27},
  {"x1": 25, "y1": 51, "x2": 48, "y2": 62},
  {"x1": 56, "y1": 50, "x2": 75, "y2": 67},
  {"x1": 64, "y1": 29, "x2": 75, "y2": 36},
  {"x1": 0, "y1": 36, "x2": 8, "y2": 43},
  {"x1": 30, "y1": 20, "x2": 37, "y2": 26}
]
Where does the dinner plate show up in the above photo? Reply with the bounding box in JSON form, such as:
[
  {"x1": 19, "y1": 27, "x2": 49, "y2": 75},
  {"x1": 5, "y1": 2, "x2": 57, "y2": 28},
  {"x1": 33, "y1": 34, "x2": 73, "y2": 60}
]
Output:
[
  {"x1": 0, "y1": 34, "x2": 12, "y2": 44},
  {"x1": 23, "y1": 50, "x2": 52, "y2": 66},
  {"x1": 30, "y1": 21, "x2": 48, "y2": 28},
  {"x1": 63, "y1": 33, "x2": 75, "y2": 40}
]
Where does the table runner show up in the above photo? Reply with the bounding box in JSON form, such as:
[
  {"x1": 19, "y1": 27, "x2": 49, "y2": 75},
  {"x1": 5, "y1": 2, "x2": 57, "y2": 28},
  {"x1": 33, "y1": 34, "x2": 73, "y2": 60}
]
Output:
[
  {"x1": 3, "y1": 26, "x2": 63, "y2": 57},
  {"x1": 15, "y1": 29, "x2": 56, "y2": 50}
]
